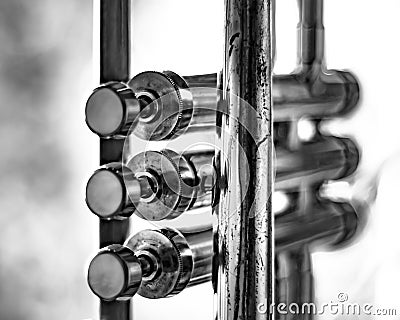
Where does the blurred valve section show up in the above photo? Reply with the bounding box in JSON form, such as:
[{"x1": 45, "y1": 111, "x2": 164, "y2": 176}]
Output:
[{"x1": 84, "y1": 0, "x2": 368, "y2": 320}]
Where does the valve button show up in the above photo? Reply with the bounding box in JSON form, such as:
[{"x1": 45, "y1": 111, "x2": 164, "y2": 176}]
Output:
[
  {"x1": 86, "y1": 87, "x2": 124, "y2": 136},
  {"x1": 88, "y1": 253, "x2": 126, "y2": 300},
  {"x1": 86, "y1": 169, "x2": 125, "y2": 218},
  {"x1": 85, "y1": 82, "x2": 140, "y2": 137},
  {"x1": 87, "y1": 245, "x2": 142, "y2": 301}
]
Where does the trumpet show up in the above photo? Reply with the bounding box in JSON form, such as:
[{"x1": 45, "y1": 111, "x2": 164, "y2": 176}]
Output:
[{"x1": 84, "y1": 0, "x2": 365, "y2": 319}]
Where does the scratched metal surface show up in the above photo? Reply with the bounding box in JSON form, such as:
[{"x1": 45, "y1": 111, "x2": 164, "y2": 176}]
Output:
[{"x1": 214, "y1": 0, "x2": 273, "y2": 319}]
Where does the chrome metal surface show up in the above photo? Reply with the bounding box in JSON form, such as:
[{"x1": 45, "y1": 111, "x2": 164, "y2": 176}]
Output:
[
  {"x1": 88, "y1": 137, "x2": 356, "y2": 222},
  {"x1": 214, "y1": 0, "x2": 274, "y2": 320},
  {"x1": 87, "y1": 245, "x2": 142, "y2": 301},
  {"x1": 124, "y1": 228, "x2": 212, "y2": 299},
  {"x1": 86, "y1": 65, "x2": 359, "y2": 140},
  {"x1": 87, "y1": 197, "x2": 358, "y2": 303},
  {"x1": 85, "y1": 0, "x2": 366, "y2": 319},
  {"x1": 125, "y1": 149, "x2": 215, "y2": 221},
  {"x1": 272, "y1": 1, "x2": 362, "y2": 319},
  {"x1": 275, "y1": 136, "x2": 359, "y2": 191},
  {"x1": 85, "y1": 82, "x2": 140, "y2": 137},
  {"x1": 183, "y1": 229, "x2": 213, "y2": 286},
  {"x1": 128, "y1": 71, "x2": 192, "y2": 140},
  {"x1": 275, "y1": 247, "x2": 313, "y2": 320},
  {"x1": 275, "y1": 200, "x2": 359, "y2": 252},
  {"x1": 86, "y1": 162, "x2": 154, "y2": 219}
]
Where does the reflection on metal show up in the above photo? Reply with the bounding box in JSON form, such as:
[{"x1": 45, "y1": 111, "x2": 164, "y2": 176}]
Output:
[
  {"x1": 85, "y1": 0, "x2": 365, "y2": 319},
  {"x1": 273, "y1": 1, "x2": 361, "y2": 319},
  {"x1": 214, "y1": 0, "x2": 274, "y2": 319},
  {"x1": 87, "y1": 228, "x2": 212, "y2": 301},
  {"x1": 85, "y1": 136, "x2": 359, "y2": 222},
  {"x1": 97, "y1": 0, "x2": 131, "y2": 319},
  {"x1": 85, "y1": 67, "x2": 359, "y2": 140}
]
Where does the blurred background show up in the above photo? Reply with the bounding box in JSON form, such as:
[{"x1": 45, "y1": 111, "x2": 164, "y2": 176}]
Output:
[
  {"x1": 0, "y1": 1, "x2": 96, "y2": 319},
  {"x1": 1, "y1": 0, "x2": 400, "y2": 319}
]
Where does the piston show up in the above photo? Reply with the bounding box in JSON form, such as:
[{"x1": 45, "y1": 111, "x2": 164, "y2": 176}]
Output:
[
  {"x1": 85, "y1": 71, "x2": 217, "y2": 140},
  {"x1": 86, "y1": 135, "x2": 357, "y2": 220},
  {"x1": 85, "y1": 70, "x2": 359, "y2": 139},
  {"x1": 87, "y1": 199, "x2": 359, "y2": 301},
  {"x1": 87, "y1": 228, "x2": 212, "y2": 301}
]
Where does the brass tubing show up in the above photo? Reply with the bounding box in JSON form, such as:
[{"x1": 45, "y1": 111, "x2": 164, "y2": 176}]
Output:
[
  {"x1": 88, "y1": 136, "x2": 357, "y2": 221},
  {"x1": 183, "y1": 229, "x2": 213, "y2": 286},
  {"x1": 183, "y1": 71, "x2": 359, "y2": 122},
  {"x1": 162, "y1": 71, "x2": 360, "y2": 127},
  {"x1": 86, "y1": 69, "x2": 358, "y2": 138},
  {"x1": 183, "y1": 73, "x2": 218, "y2": 130},
  {"x1": 275, "y1": 248, "x2": 314, "y2": 320},
  {"x1": 215, "y1": 0, "x2": 274, "y2": 319},
  {"x1": 275, "y1": 136, "x2": 359, "y2": 191},
  {"x1": 88, "y1": 199, "x2": 359, "y2": 302},
  {"x1": 297, "y1": 0, "x2": 324, "y2": 68},
  {"x1": 275, "y1": 201, "x2": 358, "y2": 252}
]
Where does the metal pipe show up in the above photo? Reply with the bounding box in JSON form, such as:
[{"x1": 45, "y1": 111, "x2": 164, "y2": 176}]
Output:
[
  {"x1": 88, "y1": 228, "x2": 212, "y2": 301},
  {"x1": 297, "y1": 0, "x2": 324, "y2": 68},
  {"x1": 87, "y1": 135, "x2": 357, "y2": 221},
  {"x1": 98, "y1": 1, "x2": 131, "y2": 319},
  {"x1": 86, "y1": 71, "x2": 358, "y2": 138},
  {"x1": 87, "y1": 198, "x2": 360, "y2": 303},
  {"x1": 183, "y1": 229, "x2": 213, "y2": 286},
  {"x1": 273, "y1": 71, "x2": 359, "y2": 120},
  {"x1": 214, "y1": 0, "x2": 274, "y2": 319},
  {"x1": 100, "y1": 0, "x2": 130, "y2": 83},
  {"x1": 183, "y1": 73, "x2": 218, "y2": 130},
  {"x1": 275, "y1": 247, "x2": 314, "y2": 320},
  {"x1": 275, "y1": 200, "x2": 359, "y2": 252},
  {"x1": 275, "y1": 136, "x2": 359, "y2": 191}
]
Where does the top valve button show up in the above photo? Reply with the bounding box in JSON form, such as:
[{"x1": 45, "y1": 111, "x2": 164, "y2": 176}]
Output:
[{"x1": 85, "y1": 82, "x2": 141, "y2": 137}]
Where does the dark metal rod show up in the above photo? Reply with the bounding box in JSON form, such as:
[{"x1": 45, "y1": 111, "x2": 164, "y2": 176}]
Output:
[
  {"x1": 100, "y1": 0, "x2": 130, "y2": 83},
  {"x1": 98, "y1": 0, "x2": 131, "y2": 319},
  {"x1": 215, "y1": 0, "x2": 274, "y2": 319}
]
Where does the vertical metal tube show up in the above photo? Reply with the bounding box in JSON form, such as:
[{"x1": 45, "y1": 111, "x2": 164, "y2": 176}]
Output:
[
  {"x1": 297, "y1": 0, "x2": 324, "y2": 68},
  {"x1": 275, "y1": 248, "x2": 314, "y2": 320},
  {"x1": 100, "y1": 0, "x2": 130, "y2": 83},
  {"x1": 98, "y1": 1, "x2": 131, "y2": 319},
  {"x1": 215, "y1": 0, "x2": 274, "y2": 319}
]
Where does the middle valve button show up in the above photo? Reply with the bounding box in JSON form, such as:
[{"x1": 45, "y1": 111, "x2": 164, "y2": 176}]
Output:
[{"x1": 86, "y1": 149, "x2": 216, "y2": 221}]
